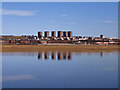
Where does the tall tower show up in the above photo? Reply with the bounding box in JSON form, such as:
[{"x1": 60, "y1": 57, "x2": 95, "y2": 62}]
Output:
[
  {"x1": 58, "y1": 31, "x2": 63, "y2": 37},
  {"x1": 100, "y1": 34, "x2": 104, "y2": 39},
  {"x1": 44, "y1": 31, "x2": 49, "y2": 37},
  {"x1": 68, "y1": 31, "x2": 72, "y2": 37},
  {"x1": 63, "y1": 31, "x2": 68, "y2": 37},
  {"x1": 51, "y1": 31, "x2": 56, "y2": 37},
  {"x1": 38, "y1": 32, "x2": 42, "y2": 39}
]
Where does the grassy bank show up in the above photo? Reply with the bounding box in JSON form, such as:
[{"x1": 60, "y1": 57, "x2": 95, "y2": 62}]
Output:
[{"x1": 1, "y1": 45, "x2": 120, "y2": 52}]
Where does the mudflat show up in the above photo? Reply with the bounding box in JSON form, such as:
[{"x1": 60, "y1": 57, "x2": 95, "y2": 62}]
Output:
[{"x1": 1, "y1": 45, "x2": 120, "y2": 52}]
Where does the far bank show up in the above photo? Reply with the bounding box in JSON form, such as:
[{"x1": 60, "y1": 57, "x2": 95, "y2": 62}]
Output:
[{"x1": 1, "y1": 45, "x2": 120, "y2": 52}]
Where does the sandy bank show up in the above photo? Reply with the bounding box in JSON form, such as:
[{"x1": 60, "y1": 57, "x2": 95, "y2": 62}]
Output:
[{"x1": 1, "y1": 45, "x2": 120, "y2": 52}]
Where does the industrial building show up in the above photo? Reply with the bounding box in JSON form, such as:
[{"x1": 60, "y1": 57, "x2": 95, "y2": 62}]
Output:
[
  {"x1": 58, "y1": 31, "x2": 63, "y2": 37},
  {"x1": 38, "y1": 32, "x2": 42, "y2": 39},
  {"x1": 38, "y1": 31, "x2": 72, "y2": 38},
  {"x1": 68, "y1": 31, "x2": 72, "y2": 37},
  {"x1": 44, "y1": 31, "x2": 49, "y2": 37},
  {"x1": 63, "y1": 31, "x2": 68, "y2": 37},
  {"x1": 2, "y1": 30, "x2": 120, "y2": 45},
  {"x1": 51, "y1": 31, "x2": 56, "y2": 37},
  {"x1": 100, "y1": 34, "x2": 104, "y2": 39}
]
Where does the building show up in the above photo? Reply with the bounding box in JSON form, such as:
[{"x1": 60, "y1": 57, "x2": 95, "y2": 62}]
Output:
[
  {"x1": 100, "y1": 34, "x2": 104, "y2": 39},
  {"x1": 20, "y1": 40, "x2": 31, "y2": 45},
  {"x1": 63, "y1": 31, "x2": 68, "y2": 37},
  {"x1": 40, "y1": 41, "x2": 47, "y2": 44},
  {"x1": 28, "y1": 36, "x2": 36, "y2": 40},
  {"x1": 38, "y1": 32, "x2": 42, "y2": 39},
  {"x1": 68, "y1": 31, "x2": 72, "y2": 37},
  {"x1": 51, "y1": 31, "x2": 56, "y2": 37},
  {"x1": 44, "y1": 31, "x2": 49, "y2": 37},
  {"x1": 58, "y1": 31, "x2": 63, "y2": 37}
]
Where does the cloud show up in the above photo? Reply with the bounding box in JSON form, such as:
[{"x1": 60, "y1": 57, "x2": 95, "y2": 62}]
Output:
[
  {"x1": 64, "y1": 22, "x2": 77, "y2": 25},
  {"x1": 2, "y1": 9, "x2": 38, "y2": 16},
  {"x1": 48, "y1": 20, "x2": 56, "y2": 23},
  {"x1": 61, "y1": 14, "x2": 68, "y2": 17},
  {"x1": 2, "y1": 75, "x2": 35, "y2": 81},
  {"x1": 104, "y1": 67, "x2": 114, "y2": 71},
  {"x1": 97, "y1": 20, "x2": 115, "y2": 23},
  {"x1": 103, "y1": 20, "x2": 114, "y2": 23}
]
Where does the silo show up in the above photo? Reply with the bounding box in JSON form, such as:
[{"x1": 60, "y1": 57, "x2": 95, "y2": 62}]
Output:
[
  {"x1": 58, "y1": 31, "x2": 63, "y2": 37},
  {"x1": 38, "y1": 32, "x2": 42, "y2": 39},
  {"x1": 100, "y1": 34, "x2": 104, "y2": 39},
  {"x1": 44, "y1": 31, "x2": 49, "y2": 37},
  {"x1": 68, "y1": 31, "x2": 72, "y2": 37},
  {"x1": 63, "y1": 31, "x2": 68, "y2": 37},
  {"x1": 51, "y1": 31, "x2": 56, "y2": 37}
]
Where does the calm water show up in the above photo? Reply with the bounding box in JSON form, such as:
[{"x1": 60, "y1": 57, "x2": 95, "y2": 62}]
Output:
[{"x1": 2, "y1": 51, "x2": 118, "y2": 88}]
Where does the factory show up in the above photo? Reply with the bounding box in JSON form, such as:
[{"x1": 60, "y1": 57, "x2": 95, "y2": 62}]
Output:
[
  {"x1": 1, "y1": 30, "x2": 120, "y2": 45},
  {"x1": 38, "y1": 31, "x2": 72, "y2": 38}
]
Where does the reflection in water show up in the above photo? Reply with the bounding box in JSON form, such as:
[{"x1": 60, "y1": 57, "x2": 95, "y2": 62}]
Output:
[
  {"x1": 68, "y1": 52, "x2": 72, "y2": 60},
  {"x1": 52, "y1": 52, "x2": 56, "y2": 60},
  {"x1": 3, "y1": 75, "x2": 35, "y2": 81},
  {"x1": 44, "y1": 52, "x2": 49, "y2": 60},
  {"x1": 2, "y1": 51, "x2": 118, "y2": 88},
  {"x1": 73, "y1": 52, "x2": 106, "y2": 58},
  {"x1": 38, "y1": 51, "x2": 106, "y2": 60},
  {"x1": 37, "y1": 51, "x2": 107, "y2": 60},
  {"x1": 100, "y1": 52, "x2": 104, "y2": 57},
  {"x1": 63, "y1": 52, "x2": 67, "y2": 59},
  {"x1": 38, "y1": 51, "x2": 72, "y2": 60},
  {"x1": 38, "y1": 52, "x2": 42, "y2": 59}
]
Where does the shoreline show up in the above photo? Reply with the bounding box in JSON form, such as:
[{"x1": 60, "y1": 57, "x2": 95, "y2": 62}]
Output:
[{"x1": 1, "y1": 45, "x2": 120, "y2": 52}]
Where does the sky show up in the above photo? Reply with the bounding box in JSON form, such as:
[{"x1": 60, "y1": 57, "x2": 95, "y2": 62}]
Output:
[
  {"x1": 2, "y1": 0, "x2": 120, "y2": 2},
  {"x1": 2, "y1": 2, "x2": 118, "y2": 38}
]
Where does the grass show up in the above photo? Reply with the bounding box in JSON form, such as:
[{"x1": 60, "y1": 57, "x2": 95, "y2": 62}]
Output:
[{"x1": 1, "y1": 45, "x2": 120, "y2": 52}]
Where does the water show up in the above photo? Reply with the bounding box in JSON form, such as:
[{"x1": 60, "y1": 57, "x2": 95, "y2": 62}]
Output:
[{"x1": 2, "y1": 51, "x2": 118, "y2": 88}]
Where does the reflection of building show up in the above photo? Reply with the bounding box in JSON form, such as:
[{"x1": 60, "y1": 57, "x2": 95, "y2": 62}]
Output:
[
  {"x1": 100, "y1": 52, "x2": 104, "y2": 57},
  {"x1": 37, "y1": 51, "x2": 72, "y2": 60},
  {"x1": 60, "y1": 52, "x2": 63, "y2": 60},
  {"x1": 52, "y1": 31, "x2": 56, "y2": 37},
  {"x1": 63, "y1": 52, "x2": 67, "y2": 59},
  {"x1": 57, "y1": 52, "x2": 63, "y2": 60},
  {"x1": 57, "y1": 52, "x2": 60, "y2": 60},
  {"x1": 68, "y1": 52, "x2": 72, "y2": 60},
  {"x1": 38, "y1": 52, "x2": 43, "y2": 59},
  {"x1": 58, "y1": 31, "x2": 63, "y2": 37},
  {"x1": 51, "y1": 52, "x2": 56, "y2": 60},
  {"x1": 44, "y1": 52, "x2": 49, "y2": 60},
  {"x1": 44, "y1": 31, "x2": 49, "y2": 37}
]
